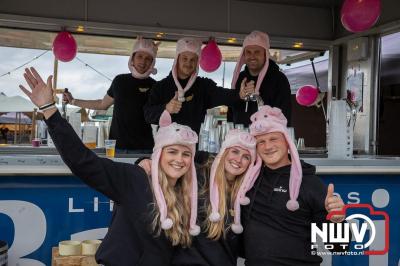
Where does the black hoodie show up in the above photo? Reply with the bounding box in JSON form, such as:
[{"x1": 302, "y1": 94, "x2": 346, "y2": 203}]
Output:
[
  {"x1": 45, "y1": 111, "x2": 173, "y2": 266},
  {"x1": 242, "y1": 161, "x2": 327, "y2": 266},
  {"x1": 144, "y1": 72, "x2": 240, "y2": 134},
  {"x1": 227, "y1": 60, "x2": 292, "y2": 127}
]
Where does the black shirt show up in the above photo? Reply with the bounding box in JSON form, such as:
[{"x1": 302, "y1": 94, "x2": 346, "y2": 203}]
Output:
[
  {"x1": 144, "y1": 72, "x2": 240, "y2": 134},
  {"x1": 107, "y1": 74, "x2": 155, "y2": 150},
  {"x1": 242, "y1": 161, "x2": 327, "y2": 265},
  {"x1": 45, "y1": 111, "x2": 174, "y2": 266},
  {"x1": 227, "y1": 60, "x2": 292, "y2": 127}
]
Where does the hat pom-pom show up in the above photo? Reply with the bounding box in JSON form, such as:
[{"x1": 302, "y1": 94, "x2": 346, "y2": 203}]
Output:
[
  {"x1": 231, "y1": 223, "x2": 244, "y2": 234},
  {"x1": 209, "y1": 212, "x2": 221, "y2": 222},
  {"x1": 240, "y1": 196, "x2": 250, "y2": 205},
  {"x1": 151, "y1": 68, "x2": 157, "y2": 75},
  {"x1": 286, "y1": 200, "x2": 299, "y2": 211},
  {"x1": 161, "y1": 218, "x2": 173, "y2": 230},
  {"x1": 189, "y1": 225, "x2": 201, "y2": 236}
]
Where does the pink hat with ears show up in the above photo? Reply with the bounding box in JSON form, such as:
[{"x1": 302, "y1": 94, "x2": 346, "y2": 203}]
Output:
[
  {"x1": 208, "y1": 129, "x2": 262, "y2": 234},
  {"x1": 151, "y1": 110, "x2": 200, "y2": 236},
  {"x1": 128, "y1": 36, "x2": 159, "y2": 79},
  {"x1": 231, "y1": 31, "x2": 270, "y2": 95},
  {"x1": 249, "y1": 105, "x2": 302, "y2": 211},
  {"x1": 172, "y1": 37, "x2": 202, "y2": 102}
]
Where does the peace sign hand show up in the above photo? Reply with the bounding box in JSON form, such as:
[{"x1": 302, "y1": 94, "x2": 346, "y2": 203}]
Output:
[{"x1": 19, "y1": 67, "x2": 54, "y2": 108}]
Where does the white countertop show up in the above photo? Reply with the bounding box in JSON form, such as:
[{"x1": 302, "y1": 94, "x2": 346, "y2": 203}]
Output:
[{"x1": 1, "y1": 154, "x2": 400, "y2": 175}]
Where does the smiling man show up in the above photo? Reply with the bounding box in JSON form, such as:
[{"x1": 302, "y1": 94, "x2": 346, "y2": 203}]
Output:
[
  {"x1": 144, "y1": 37, "x2": 245, "y2": 135},
  {"x1": 227, "y1": 31, "x2": 292, "y2": 127},
  {"x1": 242, "y1": 105, "x2": 344, "y2": 266},
  {"x1": 64, "y1": 37, "x2": 158, "y2": 153}
]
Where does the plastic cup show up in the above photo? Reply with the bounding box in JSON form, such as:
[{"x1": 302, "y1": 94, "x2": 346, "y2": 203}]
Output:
[
  {"x1": 32, "y1": 138, "x2": 40, "y2": 147},
  {"x1": 59, "y1": 240, "x2": 81, "y2": 256},
  {"x1": 81, "y1": 240, "x2": 102, "y2": 256},
  {"x1": 104, "y1": 139, "x2": 116, "y2": 158}
]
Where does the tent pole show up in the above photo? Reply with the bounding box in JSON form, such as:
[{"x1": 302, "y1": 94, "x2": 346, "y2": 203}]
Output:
[
  {"x1": 31, "y1": 108, "x2": 37, "y2": 141},
  {"x1": 53, "y1": 57, "x2": 59, "y2": 103},
  {"x1": 14, "y1": 112, "x2": 17, "y2": 144}
]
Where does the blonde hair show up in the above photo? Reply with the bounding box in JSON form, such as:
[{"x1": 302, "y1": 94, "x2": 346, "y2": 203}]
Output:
[
  {"x1": 205, "y1": 151, "x2": 246, "y2": 240},
  {"x1": 151, "y1": 166, "x2": 193, "y2": 247}
]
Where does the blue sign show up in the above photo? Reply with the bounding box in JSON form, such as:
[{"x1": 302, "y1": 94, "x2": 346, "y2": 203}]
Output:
[
  {"x1": 322, "y1": 174, "x2": 400, "y2": 266},
  {"x1": 0, "y1": 176, "x2": 112, "y2": 266}
]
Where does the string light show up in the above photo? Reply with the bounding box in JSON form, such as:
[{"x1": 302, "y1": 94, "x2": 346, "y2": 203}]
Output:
[
  {"x1": 0, "y1": 50, "x2": 112, "y2": 82},
  {"x1": 0, "y1": 50, "x2": 49, "y2": 78},
  {"x1": 75, "y1": 57, "x2": 112, "y2": 81}
]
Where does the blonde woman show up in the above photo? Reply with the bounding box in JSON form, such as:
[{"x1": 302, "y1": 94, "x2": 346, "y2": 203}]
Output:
[
  {"x1": 19, "y1": 67, "x2": 200, "y2": 266},
  {"x1": 172, "y1": 129, "x2": 261, "y2": 266}
]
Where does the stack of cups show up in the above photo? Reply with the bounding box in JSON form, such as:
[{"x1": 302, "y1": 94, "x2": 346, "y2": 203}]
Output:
[{"x1": 328, "y1": 100, "x2": 353, "y2": 159}]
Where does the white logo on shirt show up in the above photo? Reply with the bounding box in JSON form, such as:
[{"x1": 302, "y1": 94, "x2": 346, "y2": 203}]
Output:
[{"x1": 273, "y1": 186, "x2": 287, "y2": 193}]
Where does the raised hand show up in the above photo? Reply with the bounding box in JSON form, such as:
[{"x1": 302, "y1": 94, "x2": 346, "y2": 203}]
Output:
[
  {"x1": 19, "y1": 67, "x2": 54, "y2": 108},
  {"x1": 325, "y1": 184, "x2": 345, "y2": 223},
  {"x1": 165, "y1": 91, "x2": 182, "y2": 114}
]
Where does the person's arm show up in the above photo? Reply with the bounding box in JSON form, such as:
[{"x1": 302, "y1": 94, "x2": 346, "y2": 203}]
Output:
[
  {"x1": 64, "y1": 90, "x2": 114, "y2": 110},
  {"x1": 274, "y1": 72, "x2": 292, "y2": 125},
  {"x1": 47, "y1": 111, "x2": 147, "y2": 203},
  {"x1": 204, "y1": 79, "x2": 241, "y2": 109},
  {"x1": 20, "y1": 67, "x2": 146, "y2": 204},
  {"x1": 143, "y1": 82, "x2": 170, "y2": 124}
]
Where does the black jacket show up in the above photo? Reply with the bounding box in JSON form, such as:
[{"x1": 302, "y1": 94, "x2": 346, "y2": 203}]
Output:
[
  {"x1": 242, "y1": 161, "x2": 327, "y2": 265},
  {"x1": 45, "y1": 111, "x2": 173, "y2": 266},
  {"x1": 144, "y1": 72, "x2": 240, "y2": 134},
  {"x1": 227, "y1": 60, "x2": 292, "y2": 127},
  {"x1": 107, "y1": 73, "x2": 155, "y2": 150},
  {"x1": 172, "y1": 171, "x2": 239, "y2": 266}
]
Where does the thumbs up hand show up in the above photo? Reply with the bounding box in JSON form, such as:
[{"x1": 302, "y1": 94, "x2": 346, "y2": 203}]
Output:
[
  {"x1": 166, "y1": 91, "x2": 182, "y2": 114},
  {"x1": 325, "y1": 184, "x2": 345, "y2": 223}
]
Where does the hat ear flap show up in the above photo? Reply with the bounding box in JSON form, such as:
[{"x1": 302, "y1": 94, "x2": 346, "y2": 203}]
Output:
[{"x1": 159, "y1": 110, "x2": 172, "y2": 127}]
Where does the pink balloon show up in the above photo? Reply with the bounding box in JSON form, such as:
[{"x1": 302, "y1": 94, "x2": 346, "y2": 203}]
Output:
[
  {"x1": 200, "y1": 39, "x2": 222, "y2": 72},
  {"x1": 52, "y1": 31, "x2": 77, "y2": 62},
  {"x1": 296, "y1": 85, "x2": 319, "y2": 106},
  {"x1": 341, "y1": 0, "x2": 381, "y2": 33}
]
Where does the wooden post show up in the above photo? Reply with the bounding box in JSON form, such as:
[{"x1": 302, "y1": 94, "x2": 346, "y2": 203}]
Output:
[
  {"x1": 31, "y1": 108, "x2": 37, "y2": 141},
  {"x1": 53, "y1": 57, "x2": 59, "y2": 103},
  {"x1": 13, "y1": 112, "x2": 17, "y2": 144}
]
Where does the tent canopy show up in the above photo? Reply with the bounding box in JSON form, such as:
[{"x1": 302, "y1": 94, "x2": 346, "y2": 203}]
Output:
[
  {"x1": 0, "y1": 93, "x2": 36, "y2": 113},
  {"x1": 0, "y1": 112, "x2": 32, "y2": 124}
]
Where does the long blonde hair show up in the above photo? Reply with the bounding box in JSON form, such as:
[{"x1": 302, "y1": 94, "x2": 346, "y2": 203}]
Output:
[
  {"x1": 205, "y1": 151, "x2": 246, "y2": 240},
  {"x1": 151, "y1": 166, "x2": 193, "y2": 247}
]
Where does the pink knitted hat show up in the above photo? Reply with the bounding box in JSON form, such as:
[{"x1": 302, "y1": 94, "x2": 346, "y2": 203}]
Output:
[
  {"x1": 128, "y1": 36, "x2": 159, "y2": 79},
  {"x1": 231, "y1": 31, "x2": 270, "y2": 95},
  {"x1": 208, "y1": 129, "x2": 262, "y2": 234},
  {"x1": 172, "y1": 37, "x2": 202, "y2": 102},
  {"x1": 151, "y1": 110, "x2": 200, "y2": 236},
  {"x1": 249, "y1": 105, "x2": 302, "y2": 211}
]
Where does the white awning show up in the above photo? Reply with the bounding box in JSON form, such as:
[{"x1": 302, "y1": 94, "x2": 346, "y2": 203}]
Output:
[{"x1": 0, "y1": 94, "x2": 36, "y2": 113}]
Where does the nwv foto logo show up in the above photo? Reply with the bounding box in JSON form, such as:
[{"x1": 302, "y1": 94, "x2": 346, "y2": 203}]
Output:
[{"x1": 310, "y1": 204, "x2": 389, "y2": 255}]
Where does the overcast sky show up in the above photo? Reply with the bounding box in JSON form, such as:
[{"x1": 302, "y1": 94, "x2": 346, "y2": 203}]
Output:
[{"x1": 0, "y1": 46, "x2": 236, "y2": 102}]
